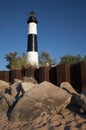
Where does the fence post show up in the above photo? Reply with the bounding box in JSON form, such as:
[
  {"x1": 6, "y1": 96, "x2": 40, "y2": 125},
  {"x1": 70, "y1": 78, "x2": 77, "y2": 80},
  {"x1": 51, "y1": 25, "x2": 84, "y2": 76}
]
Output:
[
  {"x1": 35, "y1": 66, "x2": 50, "y2": 83},
  {"x1": 25, "y1": 68, "x2": 35, "y2": 78},
  {"x1": 70, "y1": 63, "x2": 81, "y2": 92},
  {"x1": 0, "y1": 71, "x2": 3, "y2": 81},
  {"x1": 10, "y1": 70, "x2": 22, "y2": 83},
  {"x1": 4, "y1": 71, "x2": 10, "y2": 82},
  {"x1": 0, "y1": 71, "x2": 9, "y2": 82},
  {"x1": 80, "y1": 62, "x2": 86, "y2": 91},
  {"x1": 56, "y1": 64, "x2": 70, "y2": 86},
  {"x1": 49, "y1": 66, "x2": 57, "y2": 85}
]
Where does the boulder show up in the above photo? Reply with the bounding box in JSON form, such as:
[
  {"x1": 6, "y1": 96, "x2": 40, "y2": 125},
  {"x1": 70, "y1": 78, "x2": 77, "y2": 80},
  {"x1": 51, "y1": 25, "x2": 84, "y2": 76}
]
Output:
[
  {"x1": 3, "y1": 93, "x2": 15, "y2": 107},
  {"x1": 0, "y1": 80, "x2": 10, "y2": 92},
  {"x1": 10, "y1": 81, "x2": 72, "y2": 122},
  {"x1": 81, "y1": 91, "x2": 86, "y2": 96},
  {"x1": 0, "y1": 96, "x2": 8, "y2": 119},
  {"x1": 60, "y1": 82, "x2": 77, "y2": 95},
  {"x1": 74, "y1": 94, "x2": 86, "y2": 113},
  {"x1": 21, "y1": 82, "x2": 35, "y2": 93},
  {"x1": 0, "y1": 79, "x2": 23, "y2": 107},
  {"x1": 23, "y1": 77, "x2": 38, "y2": 84},
  {"x1": 60, "y1": 82, "x2": 86, "y2": 113},
  {"x1": 10, "y1": 79, "x2": 22, "y2": 98},
  {"x1": 3, "y1": 78, "x2": 37, "y2": 106}
]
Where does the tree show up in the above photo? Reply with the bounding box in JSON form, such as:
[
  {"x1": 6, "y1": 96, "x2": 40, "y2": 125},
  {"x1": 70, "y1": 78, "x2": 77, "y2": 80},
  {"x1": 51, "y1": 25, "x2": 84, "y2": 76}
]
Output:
[
  {"x1": 59, "y1": 54, "x2": 82, "y2": 64},
  {"x1": 20, "y1": 53, "x2": 27, "y2": 68},
  {"x1": 5, "y1": 52, "x2": 27, "y2": 70},
  {"x1": 82, "y1": 55, "x2": 86, "y2": 62},
  {"x1": 39, "y1": 51, "x2": 57, "y2": 66}
]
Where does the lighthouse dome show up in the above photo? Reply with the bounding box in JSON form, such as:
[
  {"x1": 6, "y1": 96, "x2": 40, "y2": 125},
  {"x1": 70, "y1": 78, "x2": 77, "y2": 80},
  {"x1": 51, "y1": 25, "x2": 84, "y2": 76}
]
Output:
[{"x1": 27, "y1": 11, "x2": 38, "y2": 24}]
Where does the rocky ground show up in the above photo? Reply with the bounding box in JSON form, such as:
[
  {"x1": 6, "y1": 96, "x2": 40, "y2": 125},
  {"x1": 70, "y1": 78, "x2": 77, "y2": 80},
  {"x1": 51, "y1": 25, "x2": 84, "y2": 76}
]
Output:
[
  {"x1": 0, "y1": 108, "x2": 86, "y2": 130},
  {"x1": 0, "y1": 78, "x2": 86, "y2": 130}
]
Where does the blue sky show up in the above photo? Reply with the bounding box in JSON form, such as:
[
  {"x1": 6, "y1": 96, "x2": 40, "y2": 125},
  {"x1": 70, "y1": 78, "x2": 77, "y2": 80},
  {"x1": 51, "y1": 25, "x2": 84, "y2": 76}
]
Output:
[{"x1": 0, "y1": 0, "x2": 86, "y2": 70}]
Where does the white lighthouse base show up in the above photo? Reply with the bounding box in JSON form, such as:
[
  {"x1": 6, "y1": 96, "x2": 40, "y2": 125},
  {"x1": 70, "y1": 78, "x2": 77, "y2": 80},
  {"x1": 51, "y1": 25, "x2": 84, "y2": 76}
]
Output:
[{"x1": 27, "y1": 51, "x2": 39, "y2": 67}]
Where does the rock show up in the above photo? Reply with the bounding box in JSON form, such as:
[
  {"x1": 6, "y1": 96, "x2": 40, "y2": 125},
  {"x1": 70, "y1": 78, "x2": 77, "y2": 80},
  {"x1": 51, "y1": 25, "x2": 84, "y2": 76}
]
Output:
[
  {"x1": 23, "y1": 77, "x2": 38, "y2": 84},
  {"x1": 10, "y1": 81, "x2": 72, "y2": 122},
  {"x1": 10, "y1": 79, "x2": 22, "y2": 98},
  {"x1": 1, "y1": 80, "x2": 86, "y2": 130},
  {"x1": 3, "y1": 93, "x2": 15, "y2": 107},
  {"x1": 81, "y1": 91, "x2": 86, "y2": 96},
  {"x1": 0, "y1": 97, "x2": 8, "y2": 119},
  {"x1": 0, "y1": 80, "x2": 10, "y2": 92},
  {"x1": 60, "y1": 82, "x2": 78, "y2": 95},
  {"x1": 0, "y1": 79, "x2": 23, "y2": 108},
  {"x1": 21, "y1": 82, "x2": 35, "y2": 93},
  {"x1": 60, "y1": 82, "x2": 86, "y2": 113},
  {"x1": 32, "y1": 111, "x2": 49, "y2": 128},
  {"x1": 75, "y1": 94, "x2": 86, "y2": 113},
  {"x1": 3, "y1": 78, "x2": 37, "y2": 106}
]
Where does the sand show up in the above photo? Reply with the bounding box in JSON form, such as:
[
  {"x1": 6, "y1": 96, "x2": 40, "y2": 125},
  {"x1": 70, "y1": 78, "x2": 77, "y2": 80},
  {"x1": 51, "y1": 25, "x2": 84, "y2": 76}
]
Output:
[{"x1": 0, "y1": 108, "x2": 86, "y2": 130}]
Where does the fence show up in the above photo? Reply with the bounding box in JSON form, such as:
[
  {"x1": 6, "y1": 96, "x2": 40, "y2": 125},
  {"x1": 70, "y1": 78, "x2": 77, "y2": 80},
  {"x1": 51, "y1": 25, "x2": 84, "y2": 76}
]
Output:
[
  {"x1": 70, "y1": 62, "x2": 86, "y2": 92},
  {"x1": 0, "y1": 62, "x2": 86, "y2": 92},
  {"x1": 0, "y1": 71, "x2": 10, "y2": 82}
]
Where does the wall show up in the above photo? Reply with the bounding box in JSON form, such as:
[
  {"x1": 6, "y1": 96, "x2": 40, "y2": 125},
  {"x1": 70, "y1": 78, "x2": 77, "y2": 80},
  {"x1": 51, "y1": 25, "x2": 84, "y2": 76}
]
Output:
[{"x1": 0, "y1": 62, "x2": 86, "y2": 92}]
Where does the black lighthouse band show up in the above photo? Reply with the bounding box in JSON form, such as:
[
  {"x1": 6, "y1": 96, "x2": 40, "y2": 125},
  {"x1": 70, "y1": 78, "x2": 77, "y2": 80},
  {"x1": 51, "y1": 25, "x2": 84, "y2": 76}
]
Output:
[
  {"x1": 27, "y1": 12, "x2": 38, "y2": 52},
  {"x1": 27, "y1": 11, "x2": 39, "y2": 66},
  {"x1": 27, "y1": 34, "x2": 38, "y2": 52}
]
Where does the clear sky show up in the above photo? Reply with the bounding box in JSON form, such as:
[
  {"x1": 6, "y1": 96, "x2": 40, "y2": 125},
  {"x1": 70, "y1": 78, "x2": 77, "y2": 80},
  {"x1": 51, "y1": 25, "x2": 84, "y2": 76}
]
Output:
[{"x1": 0, "y1": 0, "x2": 86, "y2": 70}]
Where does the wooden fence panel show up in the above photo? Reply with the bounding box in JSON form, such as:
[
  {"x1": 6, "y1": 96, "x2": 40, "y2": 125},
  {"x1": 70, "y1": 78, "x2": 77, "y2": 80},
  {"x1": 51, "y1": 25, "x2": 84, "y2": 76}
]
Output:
[
  {"x1": 0, "y1": 62, "x2": 86, "y2": 92},
  {"x1": 25, "y1": 68, "x2": 35, "y2": 78},
  {"x1": 35, "y1": 67, "x2": 50, "y2": 83},
  {"x1": 49, "y1": 66, "x2": 57, "y2": 85},
  {"x1": 80, "y1": 62, "x2": 86, "y2": 91},
  {"x1": 10, "y1": 70, "x2": 22, "y2": 83},
  {"x1": 0, "y1": 71, "x2": 3, "y2": 80},
  {"x1": 0, "y1": 71, "x2": 9, "y2": 82},
  {"x1": 56, "y1": 64, "x2": 71, "y2": 86},
  {"x1": 70, "y1": 63, "x2": 81, "y2": 92},
  {"x1": 4, "y1": 71, "x2": 10, "y2": 82},
  {"x1": 21, "y1": 69, "x2": 26, "y2": 77}
]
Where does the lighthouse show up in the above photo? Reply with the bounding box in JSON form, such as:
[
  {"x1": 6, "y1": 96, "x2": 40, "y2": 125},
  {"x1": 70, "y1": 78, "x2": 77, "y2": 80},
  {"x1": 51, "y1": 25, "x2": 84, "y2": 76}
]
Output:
[{"x1": 27, "y1": 11, "x2": 39, "y2": 67}]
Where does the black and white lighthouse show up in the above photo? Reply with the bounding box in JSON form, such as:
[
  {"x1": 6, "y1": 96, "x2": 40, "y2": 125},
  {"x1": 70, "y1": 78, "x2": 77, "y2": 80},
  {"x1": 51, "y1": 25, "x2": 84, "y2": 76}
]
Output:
[{"x1": 27, "y1": 11, "x2": 39, "y2": 67}]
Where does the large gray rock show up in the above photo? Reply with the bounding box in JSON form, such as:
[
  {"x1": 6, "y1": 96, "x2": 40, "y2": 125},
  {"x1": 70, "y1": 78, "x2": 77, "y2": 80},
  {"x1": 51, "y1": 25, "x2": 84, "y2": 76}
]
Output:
[
  {"x1": 81, "y1": 91, "x2": 86, "y2": 96},
  {"x1": 60, "y1": 82, "x2": 86, "y2": 113},
  {"x1": 0, "y1": 96, "x2": 8, "y2": 119},
  {"x1": 10, "y1": 79, "x2": 22, "y2": 98},
  {"x1": 74, "y1": 94, "x2": 86, "y2": 113},
  {"x1": 3, "y1": 93, "x2": 15, "y2": 107},
  {"x1": 21, "y1": 77, "x2": 38, "y2": 93},
  {"x1": 23, "y1": 77, "x2": 38, "y2": 84},
  {"x1": 60, "y1": 82, "x2": 77, "y2": 94},
  {"x1": 2, "y1": 79, "x2": 23, "y2": 107},
  {"x1": 0, "y1": 80, "x2": 11, "y2": 116},
  {"x1": 21, "y1": 82, "x2": 35, "y2": 93},
  {"x1": 0, "y1": 80, "x2": 10, "y2": 92},
  {"x1": 10, "y1": 81, "x2": 72, "y2": 122}
]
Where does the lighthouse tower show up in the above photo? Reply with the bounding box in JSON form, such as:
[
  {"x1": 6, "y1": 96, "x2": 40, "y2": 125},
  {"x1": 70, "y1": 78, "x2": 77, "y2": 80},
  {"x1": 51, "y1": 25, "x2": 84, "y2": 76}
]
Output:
[{"x1": 27, "y1": 11, "x2": 39, "y2": 67}]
